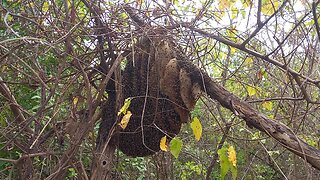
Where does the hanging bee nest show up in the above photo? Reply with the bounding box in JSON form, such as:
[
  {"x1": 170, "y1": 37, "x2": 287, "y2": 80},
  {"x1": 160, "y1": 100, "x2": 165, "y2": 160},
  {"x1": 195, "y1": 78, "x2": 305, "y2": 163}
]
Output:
[{"x1": 98, "y1": 36, "x2": 202, "y2": 157}]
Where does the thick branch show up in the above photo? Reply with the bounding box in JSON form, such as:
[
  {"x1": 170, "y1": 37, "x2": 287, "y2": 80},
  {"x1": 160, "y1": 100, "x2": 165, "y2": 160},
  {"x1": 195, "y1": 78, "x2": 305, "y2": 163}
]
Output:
[
  {"x1": 47, "y1": 55, "x2": 122, "y2": 179},
  {"x1": 0, "y1": 76, "x2": 26, "y2": 123},
  {"x1": 312, "y1": 1, "x2": 320, "y2": 42},
  {"x1": 184, "y1": 62, "x2": 320, "y2": 170},
  {"x1": 0, "y1": 76, "x2": 34, "y2": 135},
  {"x1": 124, "y1": 3, "x2": 320, "y2": 170},
  {"x1": 0, "y1": 76, "x2": 36, "y2": 179}
]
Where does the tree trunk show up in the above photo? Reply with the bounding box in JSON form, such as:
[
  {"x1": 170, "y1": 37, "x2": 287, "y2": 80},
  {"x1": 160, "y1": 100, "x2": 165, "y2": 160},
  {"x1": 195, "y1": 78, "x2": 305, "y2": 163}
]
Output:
[
  {"x1": 91, "y1": 143, "x2": 117, "y2": 180},
  {"x1": 16, "y1": 156, "x2": 34, "y2": 179}
]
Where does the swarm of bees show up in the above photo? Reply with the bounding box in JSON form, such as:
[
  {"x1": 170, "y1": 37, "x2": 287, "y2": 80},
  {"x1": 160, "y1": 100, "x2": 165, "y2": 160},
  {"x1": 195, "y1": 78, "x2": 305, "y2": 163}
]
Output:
[{"x1": 99, "y1": 37, "x2": 202, "y2": 157}]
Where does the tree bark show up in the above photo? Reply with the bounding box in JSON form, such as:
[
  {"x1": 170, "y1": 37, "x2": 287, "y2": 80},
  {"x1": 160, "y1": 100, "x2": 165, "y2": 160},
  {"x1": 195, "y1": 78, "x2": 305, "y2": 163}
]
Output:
[
  {"x1": 183, "y1": 61, "x2": 320, "y2": 170},
  {"x1": 91, "y1": 143, "x2": 117, "y2": 180}
]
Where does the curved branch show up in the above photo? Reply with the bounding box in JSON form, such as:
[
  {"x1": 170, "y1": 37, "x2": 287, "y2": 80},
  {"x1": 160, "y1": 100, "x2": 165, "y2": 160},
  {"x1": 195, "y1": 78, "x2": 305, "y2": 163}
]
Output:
[
  {"x1": 123, "y1": 3, "x2": 320, "y2": 170},
  {"x1": 183, "y1": 61, "x2": 320, "y2": 170},
  {"x1": 0, "y1": 77, "x2": 28, "y2": 127}
]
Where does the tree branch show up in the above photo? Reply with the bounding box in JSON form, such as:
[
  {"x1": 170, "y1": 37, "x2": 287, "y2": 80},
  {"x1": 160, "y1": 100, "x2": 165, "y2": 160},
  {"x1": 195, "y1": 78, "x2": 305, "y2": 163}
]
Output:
[
  {"x1": 183, "y1": 61, "x2": 320, "y2": 170},
  {"x1": 0, "y1": 76, "x2": 32, "y2": 133},
  {"x1": 312, "y1": 1, "x2": 320, "y2": 43},
  {"x1": 206, "y1": 122, "x2": 232, "y2": 180},
  {"x1": 183, "y1": 25, "x2": 320, "y2": 90},
  {"x1": 124, "y1": 4, "x2": 320, "y2": 169},
  {"x1": 242, "y1": 0, "x2": 288, "y2": 46},
  {"x1": 47, "y1": 55, "x2": 123, "y2": 179}
]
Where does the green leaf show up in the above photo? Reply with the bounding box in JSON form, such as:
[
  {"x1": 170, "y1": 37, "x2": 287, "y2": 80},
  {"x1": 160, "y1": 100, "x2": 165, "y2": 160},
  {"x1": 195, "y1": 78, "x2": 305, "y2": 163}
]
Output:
[
  {"x1": 67, "y1": 167, "x2": 77, "y2": 178},
  {"x1": 31, "y1": 95, "x2": 41, "y2": 100},
  {"x1": 170, "y1": 137, "x2": 183, "y2": 159},
  {"x1": 230, "y1": 164, "x2": 238, "y2": 180},
  {"x1": 190, "y1": 117, "x2": 202, "y2": 141},
  {"x1": 240, "y1": 9, "x2": 246, "y2": 18},
  {"x1": 218, "y1": 147, "x2": 230, "y2": 180},
  {"x1": 2, "y1": 0, "x2": 7, "y2": 8},
  {"x1": 118, "y1": 98, "x2": 132, "y2": 116},
  {"x1": 137, "y1": 175, "x2": 144, "y2": 180}
]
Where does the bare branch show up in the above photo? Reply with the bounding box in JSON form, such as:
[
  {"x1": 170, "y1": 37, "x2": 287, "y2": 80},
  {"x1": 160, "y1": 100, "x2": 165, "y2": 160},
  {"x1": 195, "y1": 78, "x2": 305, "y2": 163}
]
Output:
[
  {"x1": 183, "y1": 61, "x2": 320, "y2": 170},
  {"x1": 183, "y1": 25, "x2": 320, "y2": 91},
  {"x1": 242, "y1": 0, "x2": 288, "y2": 46},
  {"x1": 0, "y1": 76, "x2": 31, "y2": 131},
  {"x1": 312, "y1": 1, "x2": 320, "y2": 42}
]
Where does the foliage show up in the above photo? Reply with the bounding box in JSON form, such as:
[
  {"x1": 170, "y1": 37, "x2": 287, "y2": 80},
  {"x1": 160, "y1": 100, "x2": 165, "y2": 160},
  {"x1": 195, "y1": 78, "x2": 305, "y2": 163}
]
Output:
[
  {"x1": 119, "y1": 111, "x2": 132, "y2": 129},
  {"x1": 160, "y1": 136, "x2": 168, "y2": 152},
  {"x1": 118, "y1": 98, "x2": 132, "y2": 116},
  {"x1": 190, "y1": 117, "x2": 203, "y2": 142},
  {"x1": 170, "y1": 137, "x2": 183, "y2": 159},
  {"x1": 1, "y1": 0, "x2": 320, "y2": 179},
  {"x1": 218, "y1": 146, "x2": 237, "y2": 180}
]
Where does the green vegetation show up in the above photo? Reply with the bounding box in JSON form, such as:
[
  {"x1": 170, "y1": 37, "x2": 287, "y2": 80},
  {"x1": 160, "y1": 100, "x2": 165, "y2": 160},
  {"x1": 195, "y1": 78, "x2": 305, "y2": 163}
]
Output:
[{"x1": 1, "y1": 0, "x2": 320, "y2": 179}]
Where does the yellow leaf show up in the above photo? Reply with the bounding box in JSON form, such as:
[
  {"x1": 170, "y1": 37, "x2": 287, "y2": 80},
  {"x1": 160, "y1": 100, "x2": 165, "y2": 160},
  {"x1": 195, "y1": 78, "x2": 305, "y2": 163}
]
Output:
[
  {"x1": 244, "y1": 56, "x2": 254, "y2": 67},
  {"x1": 190, "y1": 117, "x2": 202, "y2": 141},
  {"x1": 42, "y1": 1, "x2": 49, "y2": 12},
  {"x1": 231, "y1": 7, "x2": 238, "y2": 19},
  {"x1": 73, "y1": 97, "x2": 78, "y2": 105},
  {"x1": 228, "y1": 146, "x2": 237, "y2": 167},
  {"x1": 67, "y1": 0, "x2": 72, "y2": 8},
  {"x1": 160, "y1": 136, "x2": 168, "y2": 151},
  {"x1": 243, "y1": 0, "x2": 253, "y2": 8},
  {"x1": 268, "y1": 114, "x2": 274, "y2": 119},
  {"x1": 119, "y1": 111, "x2": 132, "y2": 129},
  {"x1": 218, "y1": 0, "x2": 230, "y2": 11},
  {"x1": 6, "y1": 14, "x2": 13, "y2": 22},
  {"x1": 118, "y1": 98, "x2": 132, "y2": 116},
  {"x1": 262, "y1": 101, "x2": 273, "y2": 111},
  {"x1": 29, "y1": 2, "x2": 34, "y2": 8},
  {"x1": 247, "y1": 86, "x2": 256, "y2": 96},
  {"x1": 230, "y1": 47, "x2": 236, "y2": 54}
]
